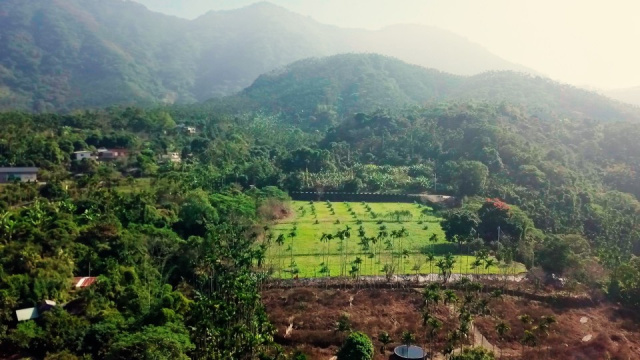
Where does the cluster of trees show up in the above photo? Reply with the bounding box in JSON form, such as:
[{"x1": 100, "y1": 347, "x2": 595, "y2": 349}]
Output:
[
  {"x1": 318, "y1": 104, "x2": 640, "y2": 306},
  {"x1": 0, "y1": 157, "x2": 294, "y2": 358}
]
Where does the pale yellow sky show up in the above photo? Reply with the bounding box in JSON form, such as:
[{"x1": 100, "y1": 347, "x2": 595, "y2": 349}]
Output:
[{"x1": 135, "y1": 0, "x2": 640, "y2": 89}]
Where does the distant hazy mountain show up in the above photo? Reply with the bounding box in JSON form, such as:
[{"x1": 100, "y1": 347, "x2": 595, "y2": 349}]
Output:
[
  {"x1": 239, "y1": 54, "x2": 640, "y2": 125},
  {"x1": 605, "y1": 87, "x2": 640, "y2": 107},
  {"x1": 344, "y1": 24, "x2": 536, "y2": 77},
  {"x1": 0, "y1": 0, "x2": 538, "y2": 112}
]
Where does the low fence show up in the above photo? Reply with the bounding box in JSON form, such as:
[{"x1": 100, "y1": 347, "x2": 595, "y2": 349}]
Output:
[
  {"x1": 263, "y1": 275, "x2": 599, "y2": 308},
  {"x1": 264, "y1": 273, "x2": 526, "y2": 289},
  {"x1": 290, "y1": 191, "x2": 460, "y2": 207}
]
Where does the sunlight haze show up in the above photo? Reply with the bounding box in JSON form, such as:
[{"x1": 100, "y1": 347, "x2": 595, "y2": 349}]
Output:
[{"x1": 134, "y1": 0, "x2": 640, "y2": 90}]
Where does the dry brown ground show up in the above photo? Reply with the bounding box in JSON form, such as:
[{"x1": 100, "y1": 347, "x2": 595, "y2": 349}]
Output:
[{"x1": 261, "y1": 287, "x2": 640, "y2": 360}]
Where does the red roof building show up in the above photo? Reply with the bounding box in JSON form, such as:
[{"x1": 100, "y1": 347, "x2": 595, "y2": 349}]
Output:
[{"x1": 73, "y1": 277, "x2": 97, "y2": 289}]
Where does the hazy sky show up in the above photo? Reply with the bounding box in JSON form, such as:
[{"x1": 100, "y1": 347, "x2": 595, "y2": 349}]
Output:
[{"x1": 134, "y1": 0, "x2": 640, "y2": 89}]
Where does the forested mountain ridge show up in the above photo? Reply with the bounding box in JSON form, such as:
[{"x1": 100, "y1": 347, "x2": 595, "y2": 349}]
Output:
[
  {"x1": 238, "y1": 54, "x2": 640, "y2": 127},
  {"x1": 0, "y1": 0, "x2": 536, "y2": 112}
]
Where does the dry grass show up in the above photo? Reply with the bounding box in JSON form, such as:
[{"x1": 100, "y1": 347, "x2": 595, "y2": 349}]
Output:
[{"x1": 262, "y1": 286, "x2": 640, "y2": 360}]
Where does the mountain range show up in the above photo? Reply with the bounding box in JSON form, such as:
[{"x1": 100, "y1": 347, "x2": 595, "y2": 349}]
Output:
[
  {"x1": 236, "y1": 54, "x2": 640, "y2": 126},
  {"x1": 0, "y1": 0, "x2": 537, "y2": 112}
]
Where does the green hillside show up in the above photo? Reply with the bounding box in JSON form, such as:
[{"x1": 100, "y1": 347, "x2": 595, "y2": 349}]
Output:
[
  {"x1": 0, "y1": 0, "x2": 537, "y2": 112},
  {"x1": 240, "y1": 54, "x2": 640, "y2": 127},
  {"x1": 241, "y1": 54, "x2": 461, "y2": 127}
]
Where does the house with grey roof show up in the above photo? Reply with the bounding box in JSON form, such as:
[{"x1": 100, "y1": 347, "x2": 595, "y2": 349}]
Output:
[{"x1": 0, "y1": 167, "x2": 38, "y2": 183}]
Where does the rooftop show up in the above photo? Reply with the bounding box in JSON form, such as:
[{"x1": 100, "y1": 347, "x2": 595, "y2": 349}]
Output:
[
  {"x1": 16, "y1": 307, "x2": 39, "y2": 321},
  {"x1": 0, "y1": 167, "x2": 39, "y2": 173},
  {"x1": 73, "y1": 277, "x2": 97, "y2": 288}
]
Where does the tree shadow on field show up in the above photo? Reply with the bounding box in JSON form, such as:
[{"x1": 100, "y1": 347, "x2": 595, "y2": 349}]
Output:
[{"x1": 420, "y1": 243, "x2": 458, "y2": 255}]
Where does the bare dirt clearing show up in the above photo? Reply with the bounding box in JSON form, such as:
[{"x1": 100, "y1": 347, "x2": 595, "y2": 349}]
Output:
[{"x1": 262, "y1": 287, "x2": 640, "y2": 359}]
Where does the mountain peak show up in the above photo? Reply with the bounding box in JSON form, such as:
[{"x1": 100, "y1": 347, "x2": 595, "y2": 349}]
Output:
[
  {"x1": 0, "y1": 0, "x2": 540, "y2": 112},
  {"x1": 241, "y1": 53, "x2": 640, "y2": 126},
  {"x1": 196, "y1": 1, "x2": 293, "y2": 19}
]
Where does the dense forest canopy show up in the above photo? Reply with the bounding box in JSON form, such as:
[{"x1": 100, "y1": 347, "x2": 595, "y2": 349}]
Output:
[{"x1": 238, "y1": 54, "x2": 640, "y2": 129}]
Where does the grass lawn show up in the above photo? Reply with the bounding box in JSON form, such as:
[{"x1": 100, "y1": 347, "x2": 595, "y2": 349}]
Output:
[
  {"x1": 114, "y1": 177, "x2": 152, "y2": 193},
  {"x1": 265, "y1": 201, "x2": 525, "y2": 278}
]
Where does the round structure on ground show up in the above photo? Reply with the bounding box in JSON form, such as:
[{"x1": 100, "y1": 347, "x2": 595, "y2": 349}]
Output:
[{"x1": 393, "y1": 345, "x2": 426, "y2": 359}]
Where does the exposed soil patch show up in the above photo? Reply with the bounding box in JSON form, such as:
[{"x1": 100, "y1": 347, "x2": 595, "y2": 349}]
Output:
[
  {"x1": 474, "y1": 295, "x2": 640, "y2": 359},
  {"x1": 262, "y1": 287, "x2": 640, "y2": 359}
]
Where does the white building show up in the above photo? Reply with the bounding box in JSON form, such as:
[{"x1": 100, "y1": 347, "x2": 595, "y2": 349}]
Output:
[
  {"x1": 160, "y1": 152, "x2": 182, "y2": 163},
  {"x1": 73, "y1": 151, "x2": 94, "y2": 161}
]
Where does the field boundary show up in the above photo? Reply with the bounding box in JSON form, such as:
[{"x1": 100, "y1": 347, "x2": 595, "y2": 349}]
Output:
[
  {"x1": 289, "y1": 191, "x2": 460, "y2": 207},
  {"x1": 264, "y1": 277, "x2": 600, "y2": 308},
  {"x1": 265, "y1": 273, "x2": 526, "y2": 287}
]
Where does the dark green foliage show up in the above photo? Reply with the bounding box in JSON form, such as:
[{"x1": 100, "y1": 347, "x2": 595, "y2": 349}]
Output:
[
  {"x1": 535, "y1": 236, "x2": 575, "y2": 275},
  {"x1": 176, "y1": 190, "x2": 219, "y2": 237},
  {"x1": 450, "y1": 161, "x2": 489, "y2": 196},
  {"x1": 35, "y1": 308, "x2": 89, "y2": 354},
  {"x1": 107, "y1": 325, "x2": 193, "y2": 360},
  {"x1": 442, "y1": 210, "x2": 480, "y2": 244},
  {"x1": 292, "y1": 351, "x2": 308, "y2": 360},
  {"x1": 450, "y1": 347, "x2": 496, "y2": 360},
  {"x1": 337, "y1": 331, "x2": 374, "y2": 360},
  {"x1": 244, "y1": 54, "x2": 640, "y2": 130},
  {"x1": 9, "y1": 321, "x2": 43, "y2": 350}
]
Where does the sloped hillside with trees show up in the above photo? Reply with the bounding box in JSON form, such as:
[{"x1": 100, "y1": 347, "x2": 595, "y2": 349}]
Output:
[{"x1": 240, "y1": 54, "x2": 640, "y2": 129}]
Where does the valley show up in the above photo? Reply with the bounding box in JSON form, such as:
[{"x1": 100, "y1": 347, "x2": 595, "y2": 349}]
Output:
[{"x1": 0, "y1": 2, "x2": 639, "y2": 359}]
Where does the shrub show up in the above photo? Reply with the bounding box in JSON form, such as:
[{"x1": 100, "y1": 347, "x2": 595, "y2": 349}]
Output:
[
  {"x1": 450, "y1": 347, "x2": 496, "y2": 360},
  {"x1": 292, "y1": 351, "x2": 308, "y2": 360},
  {"x1": 337, "y1": 331, "x2": 374, "y2": 360}
]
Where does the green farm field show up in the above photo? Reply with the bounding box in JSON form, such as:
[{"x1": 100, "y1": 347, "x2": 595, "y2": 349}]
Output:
[{"x1": 266, "y1": 201, "x2": 525, "y2": 278}]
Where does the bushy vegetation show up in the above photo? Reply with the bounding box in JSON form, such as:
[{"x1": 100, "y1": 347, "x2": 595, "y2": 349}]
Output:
[
  {"x1": 336, "y1": 331, "x2": 374, "y2": 360},
  {"x1": 0, "y1": 178, "x2": 287, "y2": 358},
  {"x1": 1, "y1": 45, "x2": 640, "y2": 358}
]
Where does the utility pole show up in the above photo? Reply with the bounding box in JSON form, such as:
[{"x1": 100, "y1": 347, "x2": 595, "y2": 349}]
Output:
[{"x1": 433, "y1": 160, "x2": 437, "y2": 193}]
